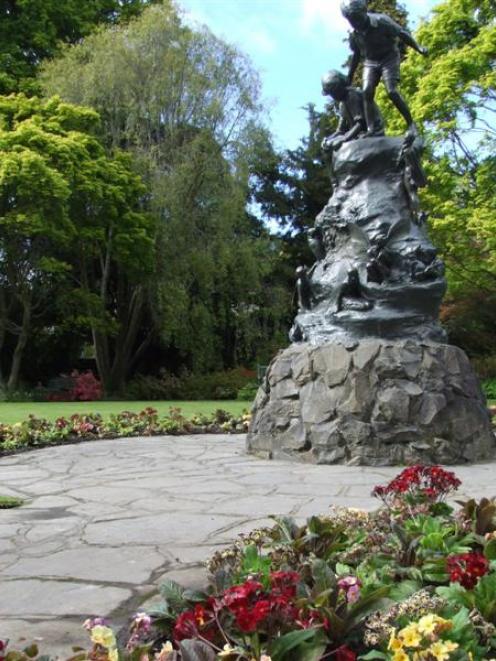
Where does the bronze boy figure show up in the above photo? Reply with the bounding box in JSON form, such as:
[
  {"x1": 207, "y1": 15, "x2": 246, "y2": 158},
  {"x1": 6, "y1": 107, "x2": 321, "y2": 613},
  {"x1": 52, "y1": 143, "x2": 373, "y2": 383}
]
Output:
[
  {"x1": 341, "y1": 0, "x2": 428, "y2": 136},
  {"x1": 321, "y1": 69, "x2": 384, "y2": 153}
]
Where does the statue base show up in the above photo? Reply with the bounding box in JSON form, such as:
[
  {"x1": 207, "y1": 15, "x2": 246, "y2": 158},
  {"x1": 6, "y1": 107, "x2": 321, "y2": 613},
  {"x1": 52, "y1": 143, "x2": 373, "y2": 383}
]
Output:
[{"x1": 247, "y1": 340, "x2": 495, "y2": 466}]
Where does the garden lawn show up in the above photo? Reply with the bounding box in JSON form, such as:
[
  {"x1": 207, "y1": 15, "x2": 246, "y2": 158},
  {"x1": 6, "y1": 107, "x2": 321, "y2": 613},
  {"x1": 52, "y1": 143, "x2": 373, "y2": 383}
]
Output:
[{"x1": 0, "y1": 401, "x2": 249, "y2": 425}]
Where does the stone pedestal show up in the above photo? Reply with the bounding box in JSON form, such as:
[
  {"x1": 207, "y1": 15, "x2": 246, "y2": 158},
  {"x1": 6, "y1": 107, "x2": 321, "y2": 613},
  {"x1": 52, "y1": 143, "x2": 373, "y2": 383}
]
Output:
[{"x1": 247, "y1": 340, "x2": 495, "y2": 466}]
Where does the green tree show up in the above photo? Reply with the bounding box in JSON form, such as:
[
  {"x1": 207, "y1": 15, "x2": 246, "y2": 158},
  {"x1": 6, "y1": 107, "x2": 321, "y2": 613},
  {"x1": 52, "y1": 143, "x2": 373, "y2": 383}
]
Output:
[
  {"x1": 0, "y1": 95, "x2": 152, "y2": 392},
  {"x1": 376, "y1": 0, "x2": 496, "y2": 353},
  {"x1": 0, "y1": 0, "x2": 157, "y2": 94},
  {"x1": 41, "y1": 2, "x2": 289, "y2": 374}
]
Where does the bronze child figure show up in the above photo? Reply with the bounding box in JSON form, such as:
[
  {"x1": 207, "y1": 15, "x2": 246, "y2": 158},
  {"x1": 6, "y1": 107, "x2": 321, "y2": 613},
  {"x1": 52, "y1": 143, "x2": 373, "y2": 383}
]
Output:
[
  {"x1": 321, "y1": 69, "x2": 384, "y2": 153},
  {"x1": 341, "y1": 0, "x2": 428, "y2": 136}
]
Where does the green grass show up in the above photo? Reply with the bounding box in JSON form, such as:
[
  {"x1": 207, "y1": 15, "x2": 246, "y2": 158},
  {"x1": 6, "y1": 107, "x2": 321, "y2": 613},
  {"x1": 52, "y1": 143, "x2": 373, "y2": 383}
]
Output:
[
  {"x1": 0, "y1": 400, "x2": 249, "y2": 425},
  {"x1": 0, "y1": 495, "x2": 24, "y2": 508}
]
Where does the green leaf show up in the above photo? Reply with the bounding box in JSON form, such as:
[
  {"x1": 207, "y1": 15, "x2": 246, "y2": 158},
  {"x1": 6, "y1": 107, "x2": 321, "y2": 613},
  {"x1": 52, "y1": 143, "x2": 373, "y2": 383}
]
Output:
[
  {"x1": 389, "y1": 580, "x2": 422, "y2": 602},
  {"x1": 159, "y1": 579, "x2": 187, "y2": 613},
  {"x1": 484, "y1": 539, "x2": 496, "y2": 560},
  {"x1": 22, "y1": 645, "x2": 38, "y2": 659},
  {"x1": 312, "y1": 558, "x2": 337, "y2": 595},
  {"x1": 336, "y1": 562, "x2": 352, "y2": 576},
  {"x1": 358, "y1": 652, "x2": 388, "y2": 660},
  {"x1": 268, "y1": 629, "x2": 318, "y2": 661}
]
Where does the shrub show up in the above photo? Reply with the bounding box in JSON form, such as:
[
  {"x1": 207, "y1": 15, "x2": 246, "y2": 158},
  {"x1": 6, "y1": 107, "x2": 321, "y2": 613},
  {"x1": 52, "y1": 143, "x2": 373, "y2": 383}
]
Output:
[
  {"x1": 482, "y1": 378, "x2": 496, "y2": 401},
  {"x1": 236, "y1": 381, "x2": 259, "y2": 401},
  {"x1": 70, "y1": 371, "x2": 103, "y2": 401},
  {"x1": 125, "y1": 368, "x2": 257, "y2": 401},
  {"x1": 46, "y1": 370, "x2": 102, "y2": 402},
  {"x1": 125, "y1": 371, "x2": 183, "y2": 400},
  {"x1": 472, "y1": 355, "x2": 496, "y2": 380}
]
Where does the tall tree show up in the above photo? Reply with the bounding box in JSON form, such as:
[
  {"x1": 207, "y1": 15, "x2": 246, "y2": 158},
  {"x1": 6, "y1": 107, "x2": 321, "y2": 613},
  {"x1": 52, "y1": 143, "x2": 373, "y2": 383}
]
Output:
[
  {"x1": 0, "y1": 0, "x2": 157, "y2": 94},
  {"x1": 41, "y1": 2, "x2": 288, "y2": 375},
  {"x1": 0, "y1": 95, "x2": 152, "y2": 392}
]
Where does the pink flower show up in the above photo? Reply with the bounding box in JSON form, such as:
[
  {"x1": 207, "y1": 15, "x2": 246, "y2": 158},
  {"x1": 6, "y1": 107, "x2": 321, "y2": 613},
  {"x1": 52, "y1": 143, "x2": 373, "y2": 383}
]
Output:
[
  {"x1": 83, "y1": 617, "x2": 108, "y2": 630},
  {"x1": 338, "y1": 576, "x2": 362, "y2": 604}
]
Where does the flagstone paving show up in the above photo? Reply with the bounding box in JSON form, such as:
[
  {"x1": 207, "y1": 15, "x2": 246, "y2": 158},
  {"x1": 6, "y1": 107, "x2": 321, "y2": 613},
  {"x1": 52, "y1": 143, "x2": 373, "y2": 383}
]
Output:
[{"x1": 1, "y1": 435, "x2": 495, "y2": 656}]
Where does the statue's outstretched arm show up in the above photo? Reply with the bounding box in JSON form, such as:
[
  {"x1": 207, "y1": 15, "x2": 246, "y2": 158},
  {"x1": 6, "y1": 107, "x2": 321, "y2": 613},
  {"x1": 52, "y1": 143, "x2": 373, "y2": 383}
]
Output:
[{"x1": 399, "y1": 29, "x2": 428, "y2": 56}]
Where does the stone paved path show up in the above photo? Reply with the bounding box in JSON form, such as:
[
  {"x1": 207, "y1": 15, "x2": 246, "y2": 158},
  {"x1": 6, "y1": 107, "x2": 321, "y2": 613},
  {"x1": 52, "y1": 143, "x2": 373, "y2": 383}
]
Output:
[{"x1": 1, "y1": 435, "x2": 495, "y2": 656}]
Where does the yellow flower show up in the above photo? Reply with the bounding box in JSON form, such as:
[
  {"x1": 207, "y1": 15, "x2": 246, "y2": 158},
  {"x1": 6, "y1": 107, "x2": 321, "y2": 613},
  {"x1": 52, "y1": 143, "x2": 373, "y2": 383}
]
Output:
[
  {"x1": 108, "y1": 649, "x2": 119, "y2": 661},
  {"x1": 428, "y1": 641, "x2": 459, "y2": 660},
  {"x1": 91, "y1": 625, "x2": 117, "y2": 649},
  {"x1": 392, "y1": 651, "x2": 410, "y2": 661},
  {"x1": 389, "y1": 631, "x2": 404, "y2": 652},
  {"x1": 417, "y1": 614, "x2": 437, "y2": 635},
  {"x1": 399, "y1": 624, "x2": 422, "y2": 648},
  {"x1": 155, "y1": 642, "x2": 173, "y2": 661}
]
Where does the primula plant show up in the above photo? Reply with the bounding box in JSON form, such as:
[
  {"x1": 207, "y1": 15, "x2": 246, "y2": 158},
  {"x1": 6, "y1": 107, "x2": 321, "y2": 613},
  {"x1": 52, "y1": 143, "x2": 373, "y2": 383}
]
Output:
[
  {"x1": 6, "y1": 466, "x2": 496, "y2": 660},
  {"x1": 0, "y1": 408, "x2": 251, "y2": 455}
]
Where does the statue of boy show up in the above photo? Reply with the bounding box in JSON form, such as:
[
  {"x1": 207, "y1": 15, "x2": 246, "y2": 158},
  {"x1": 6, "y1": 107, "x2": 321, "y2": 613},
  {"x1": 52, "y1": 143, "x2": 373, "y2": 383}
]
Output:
[
  {"x1": 321, "y1": 69, "x2": 384, "y2": 153},
  {"x1": 341, "y1": 0, "x2": 428, "y2": 136}
]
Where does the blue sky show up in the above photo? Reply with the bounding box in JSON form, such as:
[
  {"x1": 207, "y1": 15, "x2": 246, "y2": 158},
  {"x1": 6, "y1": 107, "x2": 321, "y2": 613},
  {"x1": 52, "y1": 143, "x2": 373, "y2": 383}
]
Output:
[{"x1": 178, "y1": 0, "x2": 440, "y2": 149}]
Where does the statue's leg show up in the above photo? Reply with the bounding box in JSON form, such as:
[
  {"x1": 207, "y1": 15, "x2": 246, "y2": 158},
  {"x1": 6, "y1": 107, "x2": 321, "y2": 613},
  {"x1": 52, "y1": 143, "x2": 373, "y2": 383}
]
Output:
[
  {"x1": 383, "y1": 58, "x2": 415, "y2": 130},
  {"x1": 363, "y1": 64, "x2": 381, "y2": 134}
]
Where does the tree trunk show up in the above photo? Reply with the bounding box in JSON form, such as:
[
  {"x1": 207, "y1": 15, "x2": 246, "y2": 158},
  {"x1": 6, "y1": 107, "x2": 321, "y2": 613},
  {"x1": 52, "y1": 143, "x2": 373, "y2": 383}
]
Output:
[
  {"x1": 0, "y1": 289, "x2": 6, "y2": 390},
  {"x1": 91, "y1": 284, "x2": 152, "y2": 397},
  {"x1": 7, "y1": 296, "x2": 31, "y2": 391}
]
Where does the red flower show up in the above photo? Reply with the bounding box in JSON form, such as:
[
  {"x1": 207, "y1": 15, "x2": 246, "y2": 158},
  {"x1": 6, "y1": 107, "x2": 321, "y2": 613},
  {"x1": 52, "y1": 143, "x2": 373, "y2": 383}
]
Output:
[
  {"x1": 372, "y1": 465, "x2": 461, "y2": 504},
  {"x1": 270, "y1": 571, "x2": 300, "y2": 598},
  {"x1": 173, "y1": 611, "x2": 199, "y2": 642},
  {"x1": 223, "y1": 579, "x2": 263, "y2": 610},
  {"x1": 447, "y1": 552, "x2": 489, "y2": 589},
  {"x1": 335, "y1": 645, "x2": 357, "y2": 661},
  {"x1": 235, "y1": 599, "x2": 271, "y2": 632},
  {"x1": 0, "y1": 640, "x2": 7, "y2": 661}
]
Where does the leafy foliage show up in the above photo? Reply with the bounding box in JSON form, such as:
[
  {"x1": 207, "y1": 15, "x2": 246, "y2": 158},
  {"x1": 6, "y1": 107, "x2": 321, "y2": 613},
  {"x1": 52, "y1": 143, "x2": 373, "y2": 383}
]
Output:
[
  {"x1": 41, "y1": 3, "x2": 290, "y2": 378},
  {"x1": 0, "y1": 94, "x2": 152, "y2": 393},
  {"x1": 0, "y1": 0, "x2": 157, "y2": 94},
  {"x1": 375, "y1": 0, "x2": 496, "y2": 353},
  {"x1": 0, "y1": 407, "x2": 251, "y2": 455}
]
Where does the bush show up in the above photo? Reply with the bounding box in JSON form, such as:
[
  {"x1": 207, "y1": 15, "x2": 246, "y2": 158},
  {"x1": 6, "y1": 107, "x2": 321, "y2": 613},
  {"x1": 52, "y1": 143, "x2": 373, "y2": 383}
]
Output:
[
  {"x1": 472, "y1": 355, "x2": 496, "y2": 380},
  {"x1": 482, "y1": 378, "x2": 496, "y2": 401},
  {"x1": 125, "y1": 368, "x2": 257, "y2": 401},
  {"x1": 236, "y1": 381, "x2": 259, "y2": 401},
  {"x1": 46, "y1": 370, "x2": 102, "y2": 402}
]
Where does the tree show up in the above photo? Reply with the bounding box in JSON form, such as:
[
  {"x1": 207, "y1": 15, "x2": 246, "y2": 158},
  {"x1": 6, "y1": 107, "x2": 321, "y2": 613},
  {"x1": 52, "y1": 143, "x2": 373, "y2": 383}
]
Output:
[
  {"x1": 0, "y1": 0, "x2": 158, "y2": 94},
  {"x1": 0, "y1": 95, "x2": 152, "y2": 392},
  {"x1": 41, "y1": 2, "x2": 289, "y2": 375},
  {"x1": 375, "y1": 0, "x2": 496, "y2": 354}
]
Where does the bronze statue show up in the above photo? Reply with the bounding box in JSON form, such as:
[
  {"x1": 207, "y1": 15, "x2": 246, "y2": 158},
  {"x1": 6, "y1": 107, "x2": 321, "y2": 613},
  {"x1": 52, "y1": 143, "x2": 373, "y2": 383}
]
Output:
[
  {"x1": 341, "y1": 0, "x2": 428, "y2": 136},
  {"x1": 321, "y1": 70, "x2": 384, "y2": 153}
]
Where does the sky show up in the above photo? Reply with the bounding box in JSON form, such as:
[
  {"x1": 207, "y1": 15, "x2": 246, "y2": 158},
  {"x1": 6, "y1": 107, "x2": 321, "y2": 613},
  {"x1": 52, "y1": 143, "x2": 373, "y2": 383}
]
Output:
[{"x1": 177, "y1": 0, "x2": 440, "y2": 150}]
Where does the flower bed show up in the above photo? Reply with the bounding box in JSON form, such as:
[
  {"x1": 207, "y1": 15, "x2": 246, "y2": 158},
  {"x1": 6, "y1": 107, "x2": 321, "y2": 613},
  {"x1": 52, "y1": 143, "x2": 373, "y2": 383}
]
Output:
[
  {"x1": 3, "y1": 465, "x2": 496, "y2": 660},
  {"x1": 0, "y1": 408, "x2": 250, "y2": 456}
]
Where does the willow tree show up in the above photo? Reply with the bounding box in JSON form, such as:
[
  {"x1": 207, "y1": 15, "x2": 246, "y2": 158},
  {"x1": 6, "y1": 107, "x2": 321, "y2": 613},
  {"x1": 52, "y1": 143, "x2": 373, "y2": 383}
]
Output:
[{"x1": 42, "y1": 2, "x2": 288, "y2": 373}]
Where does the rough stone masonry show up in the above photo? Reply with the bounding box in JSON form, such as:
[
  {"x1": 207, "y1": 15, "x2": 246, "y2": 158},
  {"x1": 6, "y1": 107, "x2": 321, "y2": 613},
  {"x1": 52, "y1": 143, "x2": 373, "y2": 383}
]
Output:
[{"x1": 247, "y1": 340, "x2": 494, "y2": 466}]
